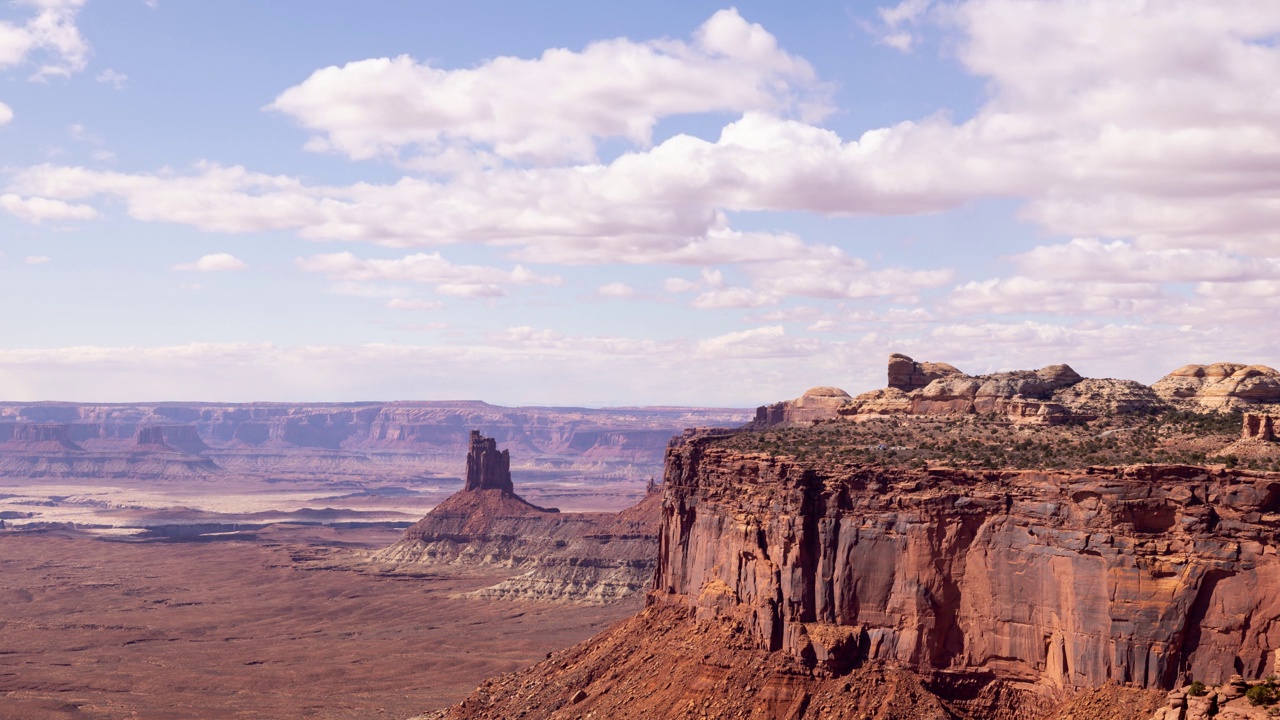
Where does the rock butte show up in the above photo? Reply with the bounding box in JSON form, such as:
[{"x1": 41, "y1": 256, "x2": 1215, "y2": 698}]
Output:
[
  {"x1": 372, "y1": 431, "x2": 661, "y2": 605},
  {"x1": 434, "y1": 355, "x2": 1280, "y2": 720}
]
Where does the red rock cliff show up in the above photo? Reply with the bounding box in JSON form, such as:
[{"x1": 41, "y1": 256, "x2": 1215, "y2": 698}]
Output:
[{"x1": 653, "y1": 437, "x2": 1280, "y2": 693}]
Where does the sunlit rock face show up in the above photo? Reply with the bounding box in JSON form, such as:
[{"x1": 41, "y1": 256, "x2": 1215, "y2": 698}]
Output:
[
  {"x1": 1154, "y1": 363, "x2": 1280, "y2": 411},
  {"x1": 655, "y1": 435, "x2": 1280, "y2": 692}
]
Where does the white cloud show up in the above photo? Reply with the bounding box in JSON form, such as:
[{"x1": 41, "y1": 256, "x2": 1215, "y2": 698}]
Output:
[
  {"x1": 695, "y1": 326, "x2": 819, "y2": 359},
  {"x1": 24, "y1": 255, "x2": 49, "y2": 264},
  {"x1": 268, "y1": 9, "x2": 830, "y2": 167},
  {"x1": 0, "y1": 192, "x2": 97, "y2": 222},
  {"x1": 873, "y1": 0, "x2": 933, "y2": 52},
  {"x1": 1012, "y1": 239, "x2": 1279, "y2": 284},
  {"x1": 296, "y1": 251, "x2": 561, "y2": 297},
  {"x1": 385, "y1": 298, "x2": 443, "y2": 311},
  {"x1": 596, "y1": 282, "x2": 636, "y2": 298},
  {"x1": 691, "y1": 286, "x2": 776, "y2": 309},
  {"x1": 947, "y1": 277, "x2": 1166, "y2": 316},
  {"x1": 0, "y1": 101, "x2": 12, "y2": 125},
  {"x1": 0, "y1": 0, "x2": 89, "y2": 80},
  {"x1": 95, "y1": 68, "x2": 127, "y2": 89},
  {"x1": 172, "y1": 253, "x2": 248, "y2": 272}
]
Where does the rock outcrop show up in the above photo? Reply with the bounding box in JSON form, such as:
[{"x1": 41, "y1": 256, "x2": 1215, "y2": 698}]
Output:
[
  {"x1": 753, "y1": 387, "x2": 853, "y2": 427},
  {"x1": 371, "y1": 431, "x2": 660, "y2": 604},
  {"x1": 2, "y1": 423, "x2": 83, "y2": 451},
  {"x1": 463, "y1": 431, "x2": 513, "y2": 493},
  {"x1": 1243, "y1": 414, "x2": 1276, "y2": 443},
  {"x1": 134, "y1": 426, "x2": 174, "y2": 451},
  {"x1": 839, "y1": 354, "x2": 1163, "y2": 424},
  {"x1": 1154, "y1": 363, "x2": 1280, "y2": 411},
  {"x1": 654, "y1": 437, "x2": 1280, "y2": 702},
  {"x1": 887, "y1": 352, "x2": 964, "y2": 391}
]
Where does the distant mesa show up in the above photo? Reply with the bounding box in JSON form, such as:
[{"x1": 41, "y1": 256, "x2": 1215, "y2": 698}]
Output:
[
  {"x1": 2, "y1": 422, "x2": 84, "y2": 451},
  {"x1": 134, "y1": 426, "x2": 175, "y2": 452}
]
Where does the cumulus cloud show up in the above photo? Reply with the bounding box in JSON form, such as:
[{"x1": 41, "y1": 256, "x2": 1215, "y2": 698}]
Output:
[
  {"x1": 296, "y1": 251, "x2": 561, "y2": 297},
  {"x1": 268, "y1": 9, "x2": 830, "y2": 167},
  {"x1": 0, "y1": 101, "x2": 12, "y2": 125},
  {"x1": 172, "y1": 253, "x2": 248, "y2": 272},
  {"x1": 0, "y1": 0, "x2": 89, "y2": 80},
  {"x1": 1012, "y1": 239, "x2": 1280, "y2": 284},
  {"x1": 596, "y1": 282, "x2": 636, "y2": 298},
  {"x1": 0, "y1": 192, "x2": 97, "y2": 222},
  {"x1": 12, "y1": 3, "x2": 1280, "y2": 260},
  {"x1": 872, "y1": 0, "x2": 933, "y2": 52},
  {"x1": 695, "y1": 326, "x2": 820, "y2": 359}
]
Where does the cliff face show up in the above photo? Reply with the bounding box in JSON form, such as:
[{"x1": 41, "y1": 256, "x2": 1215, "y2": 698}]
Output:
[{"x1": 654, "y1": 438, "x2": 1280, "y2": 694}]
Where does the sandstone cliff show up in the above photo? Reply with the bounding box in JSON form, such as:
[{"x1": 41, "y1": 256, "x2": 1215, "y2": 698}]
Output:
[
  {"x1": 371, "y1": 432, "x2": 660, "y2": 604},
  {"x1": 655, "y1": 437, "x2": 1280, "y2": 697}
]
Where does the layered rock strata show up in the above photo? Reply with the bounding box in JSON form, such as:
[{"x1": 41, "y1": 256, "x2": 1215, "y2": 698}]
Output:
[
  {"x1": 654, "y1": 436, "x2": 1280, "y2": 698},
  {"x1": 754, "y1": 387, "x2": 852, "y2": 427},
  {"x1": 0, "y1": 402, "x2": 749, "y2": 481},
  {"x1": 1154, "y1": 364, "x2": 1280, "y2": 411}
]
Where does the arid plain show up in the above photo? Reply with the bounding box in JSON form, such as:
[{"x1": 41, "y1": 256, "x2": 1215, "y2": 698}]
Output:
[{"x1": 0, "y1": 402, "x2": 746, "y2": 720}]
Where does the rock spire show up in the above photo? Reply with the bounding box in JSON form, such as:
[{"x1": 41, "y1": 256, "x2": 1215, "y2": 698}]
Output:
[{"x1": 463, "y1": 430, "x2": 513, "y2": 493}]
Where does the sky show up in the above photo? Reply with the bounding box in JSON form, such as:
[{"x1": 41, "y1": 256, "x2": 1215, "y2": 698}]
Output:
[{"x1": 1, "y1": 0, "x2": 1278, "y2": 406}]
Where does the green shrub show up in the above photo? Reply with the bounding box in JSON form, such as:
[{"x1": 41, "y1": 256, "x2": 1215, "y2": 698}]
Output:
[
  {"x1": 1188, "y1": 681, "x2": 1207, "y2": 697},
  {"x1": 1246, "y1": 684, "x2": 1276, "y2": 706}
]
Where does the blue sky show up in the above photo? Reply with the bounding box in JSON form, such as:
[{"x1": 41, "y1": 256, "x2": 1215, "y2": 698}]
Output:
[{"x1": 2, "y1": 1, "x2": 1279, "y2": 405}]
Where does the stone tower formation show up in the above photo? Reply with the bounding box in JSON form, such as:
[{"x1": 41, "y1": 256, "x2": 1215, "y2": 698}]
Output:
[{"x1": 463, "y1": 430, "x2": 513, "y2": 493}]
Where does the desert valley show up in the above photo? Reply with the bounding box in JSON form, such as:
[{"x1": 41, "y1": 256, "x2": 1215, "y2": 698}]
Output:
[
  {"x1": 4, "y1": 2, "x2": 1280, "y2": 719},
  {"x1": 3, "y1": 356, "x2": 1280, "y2": 719}
]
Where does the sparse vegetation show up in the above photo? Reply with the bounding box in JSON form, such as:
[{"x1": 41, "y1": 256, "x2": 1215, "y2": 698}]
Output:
[
  {"x1": 1247, "y1": 683, "x2": 1277, "y2": 706},
  {"x1": 1188, "y1": 680, "x2": 1207, "y2": 697},
  {"x1": 715, "y1": 409, "x2": 1276, "y2": 472}
]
